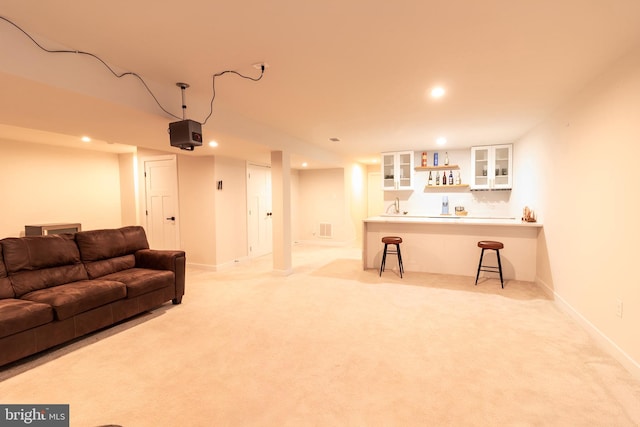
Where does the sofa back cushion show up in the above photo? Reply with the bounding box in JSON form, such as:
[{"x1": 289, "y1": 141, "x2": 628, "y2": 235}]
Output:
[
  {"x1": 76, "y1": 226, "x2": 150, "y2": 279},
  {"x1": 1, "y1": 234, "x2": 88, "y2": 297},
  {"x1": 0, "y1": 244, "x2": 15, "y2": 299}
]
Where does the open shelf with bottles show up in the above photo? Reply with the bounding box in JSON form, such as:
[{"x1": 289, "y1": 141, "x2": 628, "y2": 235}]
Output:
[
  {"x1": 415, "y1": 165, "x2": 460, "y2": 171},
  {"x1": 424, "y1": 184, "x2": 469, "y2": 190},
  {"x1": 416, "y1": 164, "x2": 467, "y2": 189}
]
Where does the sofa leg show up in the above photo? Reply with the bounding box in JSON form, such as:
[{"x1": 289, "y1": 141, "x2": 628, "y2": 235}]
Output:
[{"x1": 172, "y1": 297, "x2": 183, "y2": 305}]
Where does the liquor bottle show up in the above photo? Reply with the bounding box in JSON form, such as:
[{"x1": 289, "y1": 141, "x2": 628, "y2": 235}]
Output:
[
  {"x1": 421, "y1": 152, "x2": 427, "y2": 167},
  {"x1": 444, "y1": 152, "x2": 449, "y2": 166},
  {"x1": 455, "y1": 171, "x2": 461, "y2": 185},
  {"x1": 448, "y1": 170, "x2": 453, "y2": 185},
  {"x1": 428, "y1": 171, "x2": 433, "y2": 186},
  {"x1": 435, "y1": 173, "x2": 440, "y2": 185},
  {"x1": 433, "y1": 152, "x2": 439, "y2": 166},
  {"x1": 442, "y1": 171, "x2": 447, "y2": 185}
]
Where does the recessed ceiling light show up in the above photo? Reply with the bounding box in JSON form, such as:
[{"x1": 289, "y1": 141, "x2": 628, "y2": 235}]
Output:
[
  {"x1": 431, "y1": 86, "x2": 446, "y2": 98},
  {"x1": 81, "y1": 136, "x2": 91, "y2": 142},
  {"x1": 302, "y1": 162, "x2": 308, "y2": 167},
  {"x1": 436, "y1": 137, "x2": 447, "y2": 145},
  {"x1": 208, "y1": 140, "x2": 218, "y2": 147}
]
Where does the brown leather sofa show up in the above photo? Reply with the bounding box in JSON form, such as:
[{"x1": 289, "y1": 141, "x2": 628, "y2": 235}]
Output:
[{"x1": 0, "y1": 226, "x2": 185, "y2": 367}]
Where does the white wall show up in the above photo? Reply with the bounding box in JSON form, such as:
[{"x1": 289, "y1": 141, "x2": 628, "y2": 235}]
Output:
[
  {"x1": 176, "y1": 155, "x2": 216, "y2": 267},
  {"x1": 213, "y1": 157, "x2": 248, "y2": 266},
  {"x1": 290, "y1": 169, "x2": 301, "y2": 242},
  {"x1": 173, "y1": 154, "x2": 249, "y2": 269},
  {"x1": 347, "y1": 163, "x2": 367, "y2": 243},
  {"x1": 297, "y1": 168, "x2": 348, "y2": 242},
  {"x1": 518, "y1": 45, "x2": 640, "y2": 375},
  {"x1": 118, "y1": 152, "x2": 138, "y2": 226},
  {"x1": 0, "y1": 140, "x2": 123, "y2": 237}
]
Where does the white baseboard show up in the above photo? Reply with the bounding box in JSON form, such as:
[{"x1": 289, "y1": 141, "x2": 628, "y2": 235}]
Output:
[
  {"x1": 187, "y1": 256, "x2": 249, "y2": 272},
  {"x1": 186, "y1": 262, "x2": 217, "y2": 271},
  {"x1": 536, "y1": 276, "x2": 640, "y2": 380},
  {"x1": 294, "y1": 238, "x2": 357, "y2": 247},
  {"x1": 272, "y1": 268, "x2": 294, "y2": 276}
]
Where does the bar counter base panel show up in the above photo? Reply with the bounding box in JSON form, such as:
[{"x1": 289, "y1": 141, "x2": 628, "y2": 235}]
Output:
[{"x1": 363, "y1": 216, "x2": 542, "y2": 282}]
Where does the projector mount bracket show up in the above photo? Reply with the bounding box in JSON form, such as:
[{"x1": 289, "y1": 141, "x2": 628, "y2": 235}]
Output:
[{"x1": 176, "y1": 82, "x2": 190, "y2": 120}]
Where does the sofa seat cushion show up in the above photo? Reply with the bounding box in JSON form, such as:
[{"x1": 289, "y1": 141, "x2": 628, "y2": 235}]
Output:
[
  {"x1": 100, "y1": 268, "x2": 174, "y2": 298},
  {"x1": 21, "y1": 280, "x2": 127, "y2": 321},
  {"x1": 0, "y1": 299, "x2": 54, "y2": 339}
]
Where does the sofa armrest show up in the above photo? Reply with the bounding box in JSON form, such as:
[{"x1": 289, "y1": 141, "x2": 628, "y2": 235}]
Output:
[
  {"x1": 135, "y1": 249, "x2": 186, "y2": 304},
  {"x1": 135, "y1": 249, "x2": 184, "y2": 271}
]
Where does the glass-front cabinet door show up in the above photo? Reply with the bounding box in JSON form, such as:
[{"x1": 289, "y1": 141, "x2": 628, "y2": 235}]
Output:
[
  {"x1": 492, "y1": 145, "x2": 512, "y2": 189},
  {"x1": 381, "y1": 151, "x2": 414, "y2": 190},
  {"x1": 471, "y1": 146, "x2": 490, "y2": 189},
  {"x1": 470, "y1": 144, "x2": 512, "y2": 190},
  {"x1": 382, "y1": 153, "x2": 396, "y2": 189}
]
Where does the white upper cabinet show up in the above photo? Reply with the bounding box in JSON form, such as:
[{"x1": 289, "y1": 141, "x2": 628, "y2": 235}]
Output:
[
  {"x1": 382, "y1": 151, "x2": 414, "y2": 190},
  {"x1": 470, "y1": 144, "x2": 513, "y2": 190}
]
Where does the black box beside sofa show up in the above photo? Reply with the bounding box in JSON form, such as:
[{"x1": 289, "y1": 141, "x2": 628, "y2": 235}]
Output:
[{"x1": 0, "y1": 226, "x2": 185, "y2": 367}]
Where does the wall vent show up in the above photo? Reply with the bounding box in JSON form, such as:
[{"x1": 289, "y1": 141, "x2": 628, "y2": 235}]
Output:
[{"x1": 319, "y1": 223, "x2": 333, "y2": 238}]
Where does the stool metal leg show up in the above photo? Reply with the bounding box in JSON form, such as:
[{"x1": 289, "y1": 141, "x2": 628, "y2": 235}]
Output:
[
  {"x1": 380, "y1": 242, "x2": 403, "y2": 278},
  {"x1": 476, "y1": 248, "x2": 504, "y2": 288},
  {"x1": 396, "y1": 243, "x2": 403, "y2": 278},
  {"x1": 496, "y1": 249, "x2": 504, "y2": 288},
  {"x1": 475, "y1": 248, "x2": 485, "y2": 285},
  {"x1": 379, "y1": 243, "x2": 388, "y2": 276}
]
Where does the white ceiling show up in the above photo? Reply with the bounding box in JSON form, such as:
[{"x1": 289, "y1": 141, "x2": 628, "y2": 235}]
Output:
[{"x1": 1, "y1": 1, "x2": 640, "y2": 168}]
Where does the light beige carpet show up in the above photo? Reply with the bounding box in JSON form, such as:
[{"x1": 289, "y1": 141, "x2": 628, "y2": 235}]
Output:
[{"x1": 1, "y1": 243, "x2": 639, "y2": 426}]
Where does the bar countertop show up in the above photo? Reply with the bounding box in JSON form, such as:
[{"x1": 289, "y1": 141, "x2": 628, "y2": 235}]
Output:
[{"x1": 364, "y1": 214, "x2": 542, "y2": 227}]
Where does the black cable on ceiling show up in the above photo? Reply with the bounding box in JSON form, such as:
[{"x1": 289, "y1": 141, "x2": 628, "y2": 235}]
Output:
[
  {"x1": 202, "y1": 67, "x2": 264, "y2": 125},
  {"x1": 0, "y1": 15, "x2": 265, "y2": 123}
]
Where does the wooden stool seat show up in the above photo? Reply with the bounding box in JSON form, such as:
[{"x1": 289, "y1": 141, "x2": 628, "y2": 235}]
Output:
[
  {"x1": 478, "y1": 240, "x2": 504, "y2": 250},
  {"x1": 475, "y1": 240, "x2": 504, "y2": 288},
  {"x1": 382, "y1": 236, "x2": 402, "y2": 245},
  {"x1": 379, "y1": 236, "x2": 404, "y2": 278}
]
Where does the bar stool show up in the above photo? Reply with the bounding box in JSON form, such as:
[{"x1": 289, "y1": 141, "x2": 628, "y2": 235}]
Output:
[
  {"x1": 379, "y1": 236, "x2": 404, "y2": 278},
  {"x1": 475, "y1": 240, "x2": 504, "y2": 288}
]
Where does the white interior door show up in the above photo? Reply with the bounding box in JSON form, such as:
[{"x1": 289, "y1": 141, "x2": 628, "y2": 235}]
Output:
[
  {"x1": 247, "y1": 164, "x2": 272, "y2": 258},
  {"x1": 144, "y1": 157, "x2": 179, "y2": 249}
]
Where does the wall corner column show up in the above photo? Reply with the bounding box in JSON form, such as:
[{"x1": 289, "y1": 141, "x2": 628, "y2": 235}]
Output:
[{"x1": 271, "y1": 151, "x2": 292, "y2": 275}]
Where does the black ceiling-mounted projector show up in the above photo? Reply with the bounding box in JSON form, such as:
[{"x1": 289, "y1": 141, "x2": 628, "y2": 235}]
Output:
[{"x1": 169, "y1": 119, "x2": 203, "y2": 151}]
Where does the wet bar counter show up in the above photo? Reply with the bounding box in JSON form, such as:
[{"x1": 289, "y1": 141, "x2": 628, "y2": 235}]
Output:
[{"x1": 363, "y1": 215, "x2": 542, "y2": 281}]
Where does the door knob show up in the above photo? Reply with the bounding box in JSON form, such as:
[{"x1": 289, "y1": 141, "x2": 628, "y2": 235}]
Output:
[{"x1": 166, "y1": 216, "x2": 176, "y2": 221}]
